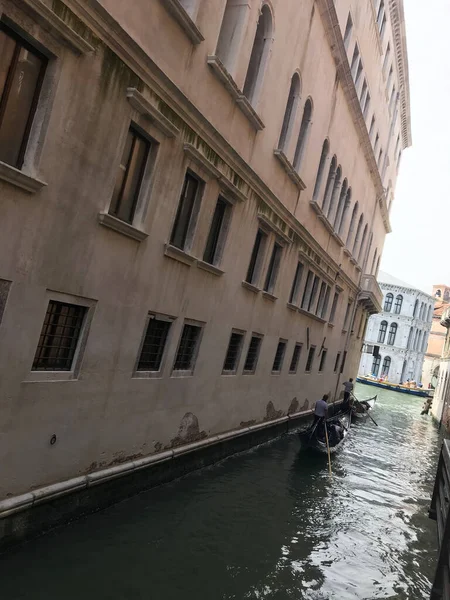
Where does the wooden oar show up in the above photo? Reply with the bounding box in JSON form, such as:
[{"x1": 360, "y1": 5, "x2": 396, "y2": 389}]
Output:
[
  {"x1": 324, "y1": 423, "x2": 332, "y2": 477},
  {"x1": 351, "y1": 393, "x2": 379, "y2": 427}
]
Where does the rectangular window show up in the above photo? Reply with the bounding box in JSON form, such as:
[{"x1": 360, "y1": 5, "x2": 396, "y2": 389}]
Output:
[
  {"x1": 110, "y1": 127, "x2": 151, "y2": 224},
  {"x1": 243, "y1": 334, "x2": 262, "y2": 374},
  {"x1": 369, "y1": 116, "x2": 376, "y2": 140},
  {"x1": 272, "y1": 339, "x2": 287, "y2": 373},
  {"x1": 334, "y1": 352, "x2": 341, "y2": 373},
  {"x1": 340, "y1": 350, "x2": 347, "y2": 374},
  {"x1": 32, "y1": 301, "x2": 87, "y2": 371},
  {"x1": 203, "y1": 196, "x2": 231, "y2": 266},
  {"x1": 222, "y1": 330, "x2": 244, "y2": 374},
  {"x1": 343, "y1": 13, "x2": 353, "y2": 50},
  {"x1": 329, "y1": 291, "x2": 339, "y2": 324},
  {"x1": 171, "y1": 172, "x2": 201, "y2": 250},
  {"x1": 363, "y1": 92, "x2": 371, "y2": 119},
  {"x1": 246, "y1": 229, "x2": 267, "y2": 285},
  {"x1": 289, "y1": 343, "x2": 302, "y2": 374},
  {"x1": 319, "y1": 348, "x2": 327, "y2": 372},
  {"x1": 0, "y1": 24, "x2": 47, "y2": 169},
  {"x1": 289, "y1": 261, "x2": 304, "y2": 305},
  {"x1": 387, "y1": 66, "x2": 394, "y2": 92},
  {"x1": 360, "y1": 79, "x2": 367, "y2": 104},
  {"x1": 350, "y1": 44, "x2": 360, "y2": 79},
  {"x1": 264, "y1": 242, "x2": 282, "y2": 294},
  {"x1": 321, "y1": 286, "x2": 331, "y2": 320},
  {"x1": 343, "y1": 301, "x2": 352, "y2": 330},
  {"x1": 173, "y1": 323, "x2": 202, "y2": 373},
  {"x1": 301, "y1": 271, "x2": 314, "y2": 310},
  {"x1": 315, "y1": 282, "x2": 327, "y2": 317},
  {"x1": 137, "y1": 316, "x2": 172, "y2": 372},
  {"x1": 305, "y1": 346, "x2": 316, "y2": 372},
  {"x1": 308, "y1": 275, "x2": 320, "y2": 312}
]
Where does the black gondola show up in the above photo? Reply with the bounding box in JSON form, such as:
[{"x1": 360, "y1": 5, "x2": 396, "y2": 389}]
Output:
[
  {"x1": 299, "y1": 408, "x2": 352, "y2": 454},
  {"x1": 351, "y1": 395, "x2": 377, "y2": 422}
]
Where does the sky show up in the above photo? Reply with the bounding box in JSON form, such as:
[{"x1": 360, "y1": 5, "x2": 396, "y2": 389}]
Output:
[{"x1": 380, "y1": 0, "x2": 450, "y2": 294}]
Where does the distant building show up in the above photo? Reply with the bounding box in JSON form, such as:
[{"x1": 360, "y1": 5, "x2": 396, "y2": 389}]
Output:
[
  {"x1": 422, "y1": 284, "x2": 450, "y2": 390},
  {"x1": 359, "y1": 272, "x2": 434, "y2": 383},
  {"x1": 431, "y1": 308, "x2": 450, "y2": 428}
]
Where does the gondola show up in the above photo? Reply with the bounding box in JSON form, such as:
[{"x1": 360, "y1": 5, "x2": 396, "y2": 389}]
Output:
[
  {"x1": 351, "y1": 395, "x2": 377, "y2": 421},
  {"x1": 299, "y1": 408, "x2": 352, "y2": 454}
]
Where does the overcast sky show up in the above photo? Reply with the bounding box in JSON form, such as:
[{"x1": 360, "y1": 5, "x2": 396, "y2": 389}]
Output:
[{"x1": 380, "y1": 0, "x2": 450, "y2": 294}]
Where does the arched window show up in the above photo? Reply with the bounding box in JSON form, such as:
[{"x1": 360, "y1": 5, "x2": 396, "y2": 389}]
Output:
[
  {"x1": 243, "y1": 5, "x2": 273, "y2": 106},
  {"x1": 337, "y1": 187, "x2": 351, "y2": 236},
  {"x1": 278, "y1": 73, "x2": 301, "y2": 152},
  {"x1": 371, "y1": 249, "x2": 378, "y2": 275},
  {"x1": 378, "y1": 320, "x2": 388, "y2": 343},
  {"x1": 346, "y1": 202, "x2": 359, "y2": 246},
  {"x1": 293, "y1": 98, "x2": 313, "y2": 171},
  {"x1": 326, "y1": 165, "x2": 342, "y2": 220},
  {"x1": 382, "y1": 356, "x2": 391, "y2": 377},
  {"x1": 413, "y1": 299, "x2": 419, "y2": 317},
  {"x1": 322, "y1": 155, "x2": 337, "y2": 213},
  {"x1": 394, "y1": 295, "x2": 403, "y2": 314},
  {"x1": 413, "y1": 329, "x2": 419, "y2": 349},
  {"x1": 216, "y1": 1, "x2": 248, "y2": 73},
  {"x1": 417, "y1": 331, "x2": 422, "y2": 352},
  {"x1": 312, "y1": 140, "x2": 329, "y2": 201},
  {"x1": 387, "y1": 322, "x2": 397, "y2": 345},
  {"x1": 352, "y1": 214, "x2": 364, "y2": 255},
  {"x1": 436, "y1": 289, "x2": 442, "y2": 298},
  {"x1": 384, "y1": 293, "x2": 393, "y2": 312},
  {"x1": 407, "y1": 327, "x2": 413, "y2": 349},
  {"x1": 333, "y1": 178, "x2": 348, "y2": 229},
  {"x1": 357, "y1": 223, "x2": 368, "y2": 262},
  {"x1": 372, "y1": 355, "x2": 381, "y2": 377}
]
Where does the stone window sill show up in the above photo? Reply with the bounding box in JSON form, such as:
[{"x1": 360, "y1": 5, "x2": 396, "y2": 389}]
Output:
[
  {"x1": 207, "y1": 56, "x2": 265, "y2": 131},
  {"x1": 262, "y1": 291, "x2": 277, "y2": 302},
  {"x1": 219, "y1": 176, "x2": 247, "y2": 203},
  {"x1": 127, "y1": 88, "x2": 180, "y2": 138},
  {"x1": 164, "y1": 244, "x2": 196, "y2": 266},
  {"x1": 25, "y1": 371, "x2": 78, "y2": 383},
  {"x1": 241, "y1": 281, "x2": 260, "y2": 294},
  {"x1": 0, "y1": 161, "x2": 47, "y2": 193},
  {"x1": 197, "y1": 260, "x2": 224, "y2": 276},
  {"x1": 98, "y1": 213, "x2": 148, "y2": 242},
  {"x1": 161, "y1": 0, "x2": 204, "y2": 45},
  {"x1": 343, "y1": 248, "x2": 352, "y2": 258},
  {"x1": 183, "y1": 144, "x2": 222, "y2": 179},
  {"x1": 332, "y1": 232, "x2": 345, "y2": 247},
  {"x1": 328, "y1": 323, "x2": 335, "y2": 328},
  {"x1": 298, "y1": 307, "x2": 327, "y2": 324},
  {"x1": 21, "y1": 0, "x2": 94, "y2": 54},
  {"x1": 132, "y1": 371, "x2": 163, "y2": 379},
  {"x1": 286, "y1": 302, "x2": 298, "y2": 312},
  {"x1": 273, "y1": 149, "x2": 306, "y2": 190},
  {"x1": 171, "y1": 370, "x2": 194, "y2": 378}
]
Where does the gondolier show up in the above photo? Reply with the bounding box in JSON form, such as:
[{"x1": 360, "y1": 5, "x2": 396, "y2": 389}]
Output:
[
  {"x1": 313, "y1": 394, "x2": 329, "y2": 427},
  {"x1": 342, "y1": 378, "x2": 354, "y2": 410}
]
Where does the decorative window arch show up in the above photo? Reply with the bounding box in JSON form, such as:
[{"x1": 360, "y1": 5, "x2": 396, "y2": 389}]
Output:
[
  {"x1": 293, "y1": 98, "x2": 313, "y2": 171},
  {"x1": 346, "y1": 201, "x2": 359, "y2": 246},
  {"x1": 382, "y1": 356, "x2": 391, "y2": 377},
  {"x1": 387, "y1": 322, "x2": 397, "y2": 345},
  {"x1": 384, "y1": 293, "x2": 393, "y2": 312},
  {"x1": 313, "y1": 139, "x2": 329, "y2": 201},
  {"x1": 278, "y1": 73, "x2": 301, "y2": 152},
  {"x1": 413, "y1": 299, "x2": 419, "y2": 317},
  {"x1": 357, "y1": 223, "x2": 368, "y2": 262},
  {"x1": 378, "y1": 320, "x2": 388, "y2": 343},
  {"x1": 372, "y1": 355, "x2": 381, "y2": 377},
  {"x1": 371, "y1": 249, "x2": 378, "y2": 275},
  {"x1": 352, "y1": 214, "x2": 364, "y2": 255},
  {"x1": 326, "y1": 165, "x2": 342, "y2": 219},
  {"x1": 394, "y1": 294, "x2": 403, "y2": 314},
  {"x1": 243, "y1": 5, "x2": 274, "y2": 106},
  {"x1": 338, "y1": 187, "x2": 351, "y2": 236},
  {"x1": 333, "y1": 178, "x2": 348, "y2": 229},
  {"x1": 322, "y1": 155, "x2": 337, "y2": 213}
]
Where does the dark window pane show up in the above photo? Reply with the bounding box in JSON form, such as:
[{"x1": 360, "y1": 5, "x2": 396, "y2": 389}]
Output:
[
  {"x1": 0, "y1": 26, "x2": 46, "y2": 168},
  {"x1": 289, "y1": 262, "x2": 303, "y2": 305},
  {"x1": 340, "y1": 350, "x2": 347, "y2": 374},
  {"x1": 203, "y1": 197, "x2": 228, "y2": 265},
  {"x1": 137, "y1": 317, "x2": 171, "y2": 371},
  {"x1": 246, "y1": 229, "x2": 266, "y2": 284},
  {"x1": 32, "y1": 301, "x2": 86, "y2": 371},
  {"x1": 244, "y1": 335, "x2": 262, "y2": 373},
  {"x1": 289, "y1": 344, "x2": 302, "y2": 373},
  {"x1": 329, "y1": 292, "x2": 339, "y2": 323},
  {"x1": 319, "y1": 349, "x2": 327, "y2": 372},
  {"x1": 305, "y1": 347, "x2": 315, "y2": 372},
  {"x1": 223, "y1": 332, "x2": 244, "y2": 372},
  {"x1": 334, "y1": 352, "x2": 341, "y2": 372},
  {"x1": 110, "y1": 128, "x2": 150, "y2": 224},
  {"x1": 301, "y1": 271, "x2": 314, "y2": 309},
  {"x1": 174, "y1": 324, "x2": 201, "y2": 371},
  {"x1": 264, "y1": 243, "x2": 282, "y2": 293},
  {"x1": 308, "y1": 275, "x2": 320, "y2": 312},
  {"x1": 171, "y1": 173, "x2": 200, "y2": 249},
  {"x1": 272, "y1": 340, "x2": 286, "y2": 372}
]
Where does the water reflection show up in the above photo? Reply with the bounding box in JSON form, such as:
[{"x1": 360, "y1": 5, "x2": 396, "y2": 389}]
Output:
[{"x1": 0, "y1": 384, "x2": 442, "y2": 599}]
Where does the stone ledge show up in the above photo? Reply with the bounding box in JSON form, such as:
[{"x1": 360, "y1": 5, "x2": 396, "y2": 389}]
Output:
[
  {"x1": 126, "y1": 88, "x2": 180, "y2": 137},
  {"x1": 219, "y1": 176, "x2": 247, "y2": 203},
  {"x1": 164, "y1": 244, "x2": 196, "y2": 266},
  {"x1": 262, "y1": 291, "x2": 277, "y2": 302},
  {"x1": 20, "y1": 0, "x2": 94, "y2": 54},
  {"x1": 161, "y1": 0, "x2": 204, "y2": 44},
  {"x1": 273, "y1": 149, "x2": 306, "y2": 190},
  {"x1": 241, "y1": 281, "x2": 260, "y2": 294},
  {"x1": 257, "y1": 214, "x2": 293, "y2": 245},
  {"x1": 98, "y1": 213, "x2": 148, "y2": 242},
  {"x1": 236, "y1": 95, "x2": 265, "y2": 131},
  {"x1": 197, "y1": 260, "x2": 224, "y2": 276},
  {"x1": 0, "y1": 161, "x2": 47, "y2": 193},
  {"x1": 183, "y1": 143, "x2": 222, "y2": 179},
  {"x1": 298, "y1": 306, "x2": 327, "y2": 324}
]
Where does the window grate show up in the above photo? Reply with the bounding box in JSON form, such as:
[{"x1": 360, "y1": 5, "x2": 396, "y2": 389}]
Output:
[
  {"x1": 32, "y1": 301, "x2": 86, "y2": 371},
  {"x1": 174, "y1": 324, "x2": 201, "y2": 371},
  {"x1": 289, "y1": 343, "x2": 302, "y2": 373},
  {"x1": 223, "y1": 331, "x2": 244, "y2": 372},
  {"x1": 244, "y1": 335, "x2": 262, "y2": 373},
  {"x1": 272, "y1": 340, "x2": 286, "y2": 373},
  {"x1": 137, "y1": 317, "x2": 171, "y2": 371}
]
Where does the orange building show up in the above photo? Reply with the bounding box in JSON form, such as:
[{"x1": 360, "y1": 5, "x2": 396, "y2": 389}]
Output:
[{"x1": 422, "y1": 285, "x2": 450, "y2": 389}]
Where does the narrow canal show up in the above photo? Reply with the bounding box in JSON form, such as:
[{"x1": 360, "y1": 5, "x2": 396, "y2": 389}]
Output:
[{"x1": 0, "y1": 384, "x2": 442, "y2": 599}]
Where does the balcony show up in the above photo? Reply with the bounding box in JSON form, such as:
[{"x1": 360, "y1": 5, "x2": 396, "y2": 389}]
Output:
[{"x1": 358, "y1": 274, "x2": 383, "y2": 315}]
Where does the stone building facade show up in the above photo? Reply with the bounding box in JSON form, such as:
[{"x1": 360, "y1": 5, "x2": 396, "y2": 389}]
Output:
[
  {"x1": 422, "y1": 284, "x2": 450, "y2": 390},
  {"x1": 431, "y1": 308, "x2": 450, "y2": 427},
  {"x1": 359, "y1": 272, "x2": 433, "y2": 384},
  {"x1": 0, "y1": 0, "x2": 410, "y2": 507}
]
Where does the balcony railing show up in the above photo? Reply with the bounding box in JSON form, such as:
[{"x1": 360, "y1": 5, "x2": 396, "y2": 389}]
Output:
[{"x1": 358, "y1": 274, "x2": 383, "y2": 315}]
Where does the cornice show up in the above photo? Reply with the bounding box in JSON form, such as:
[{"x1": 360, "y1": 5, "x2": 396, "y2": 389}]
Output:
[{"x1": 388, "y1": 0, "x2": 412, "y2": 149}]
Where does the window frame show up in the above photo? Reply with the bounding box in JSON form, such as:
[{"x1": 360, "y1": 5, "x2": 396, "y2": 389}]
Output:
[
  {"x1": 384, "y1": 292, "x2": 394, "y2": 312},
  {"x1": 134, "y1": 312, "x2": 175, "y2": 378},
  {"x1": 272, "y1": 339, "x2": 287, "y2": 374},
  {"x1": 170, "y1": 170, "x2": 204, "y2": 252},
  {"x1": 263, "y1": 240, "x2": 283, "y2": 295},
  {"x1": 202, "y1": 195, "x2": 233, "y2": 267},
  {"x1": 172, "y1": 319, "x2": 204, "y2": 376},
  {"x1": 305, "y1": 345, "x2": 316, "y2": 373},
  {"x1": 222, "y1": 329, "x2": 245, "y2": 375},
  {"x1": 243, "y1": 333, "x2": 263, "y2": 375},
  {"x1": 245, "y1": 228, "x2": 268, "y2": 287},
  {"x1": 289, "y1": 343, "x2": 302, "y2": 374},
  {"x1": 318, "y1": 348, "x2": 327, "y2": 372}
]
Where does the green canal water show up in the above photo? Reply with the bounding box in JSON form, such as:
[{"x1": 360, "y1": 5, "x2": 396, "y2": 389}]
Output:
[{"x1": 0, "y1": 384, "x2": 442, "y2": 599}]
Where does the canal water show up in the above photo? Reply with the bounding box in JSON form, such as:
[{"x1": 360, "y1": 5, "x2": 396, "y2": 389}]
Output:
[{"x1": 0, "y1": 384, "x2": 443, "y2": 599}]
